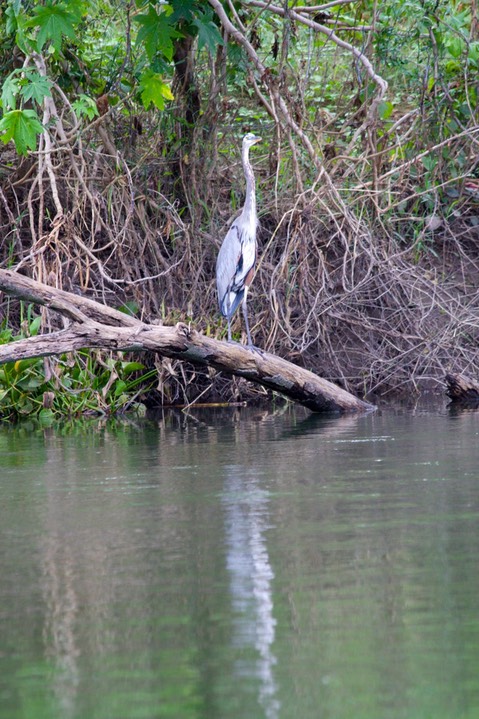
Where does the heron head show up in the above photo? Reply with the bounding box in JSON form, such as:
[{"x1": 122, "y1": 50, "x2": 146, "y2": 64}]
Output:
[{"x1": 243, "y1": 132, "x2": 262, "y2": 148}]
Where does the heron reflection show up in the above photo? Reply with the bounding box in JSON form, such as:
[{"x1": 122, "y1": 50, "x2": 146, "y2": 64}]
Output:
[{"x1": 222, "y1": 468, "x2": 280, "y2": 719}]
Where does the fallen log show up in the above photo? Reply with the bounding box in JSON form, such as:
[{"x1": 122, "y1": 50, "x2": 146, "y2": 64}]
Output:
[
  {"x1": 0, "y1": 269, "x2": 375, "y2": 413},
  {"x1": 445, "y1": 373, "x2": 479, "y2": 404}
]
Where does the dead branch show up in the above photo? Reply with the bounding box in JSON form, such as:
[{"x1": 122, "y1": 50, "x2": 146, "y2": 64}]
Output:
[
  {"x1": 0, "y1": 269, "x2": 374, "y2": 414},
  {"x1": 445, "y1": 373, "x2": 479, "y2": 403},
  {"x1": 247, "y1": 0, "x2": 387, "y2": 98}
]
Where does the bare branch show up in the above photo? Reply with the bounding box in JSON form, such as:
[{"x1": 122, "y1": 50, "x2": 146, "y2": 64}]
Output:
[{"x1": 246, "y1": 0, "x2": 388, "y2": 98}]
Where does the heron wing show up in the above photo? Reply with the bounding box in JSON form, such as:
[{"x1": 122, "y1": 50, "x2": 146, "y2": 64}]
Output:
[{"x1": 216, "y1": 218, "x2": 256, "y2": 318}]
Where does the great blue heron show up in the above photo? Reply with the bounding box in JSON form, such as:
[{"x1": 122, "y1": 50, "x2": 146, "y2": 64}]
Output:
[{"x1": 216, "y1": 132, "x2": 261, "y2": 347}]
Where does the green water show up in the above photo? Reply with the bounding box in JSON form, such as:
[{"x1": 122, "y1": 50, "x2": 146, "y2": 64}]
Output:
[{"x1": 0, "y1": 404, "x2": 478, "y2": 719}]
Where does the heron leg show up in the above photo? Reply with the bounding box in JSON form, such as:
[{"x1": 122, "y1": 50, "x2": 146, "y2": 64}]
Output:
[
  {"x1": 224, "y1": 292, "x2": 232, "y2": 342},
  {"x1": 242, "y1": 288, "x2": 264, "y2": 355},
  {"x1": 241, "y1": 288, "x2": 253, "y2": 346}
]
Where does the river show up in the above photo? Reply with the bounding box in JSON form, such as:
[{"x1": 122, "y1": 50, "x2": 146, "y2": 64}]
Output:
[{"x1": 0, "y1": 401, "x2": 478, "y2": 719}]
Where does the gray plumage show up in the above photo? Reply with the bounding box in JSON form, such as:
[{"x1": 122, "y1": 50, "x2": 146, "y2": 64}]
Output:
[{"x1": 216, "y1": 133, "x2": 261, "y2": 346}]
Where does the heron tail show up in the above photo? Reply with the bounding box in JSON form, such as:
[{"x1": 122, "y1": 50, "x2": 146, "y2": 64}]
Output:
[{"x1": 220, "y1": 289, "x2": 243, "y2": 318}]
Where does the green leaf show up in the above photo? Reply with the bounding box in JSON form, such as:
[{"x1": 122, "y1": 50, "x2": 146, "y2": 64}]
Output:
[
  {"x1": 445, "y1": 35, "x2": 465, "y2": 58},
  {"x1": 18, "y1": 376, "x2": 45, "y2": 391},
  {"x1": 28, "y1": 316, "x2": 42, "y2": 336},
  {"x1": 378, "y1": 100, "x2": 393, "y2": 120},
  {"x1": 114, "y1": 380, "x2": 127, "y2": 397},
  {"x1": 0, "y1": 329, "x2": 13, "y2": 344},
  {"x1": 170, "y1": 0, "x2": 197, "y2": 23},
  {"x1": 444, "y1": 59, "x2": 461, "y2": 74},
  {"x1": 122, "y1": 362, "x2": 146, "y2": 374},
  {"x1": 468, "y1": 40, "x2": 479, "y2": 66},
  {"x1": 5, "y1": 3, "x2": 18, "y2": 35},
  {"x1": 134, "y1": 5, "x2": 181, "y2": 61},
  {"x1": 18, "y1": 400, "x2": 34, "y2": 414},
  {"x1": 118, "y1": 300, "x2": 140, "y2": 316},
  {"x1": 0, "y1": 109, "x2": 44, "y2": 155},
  {"x1": 421, "y1": 155, "x2": 437, "y2": 172},
  {"x1": 192, "y1": 9, "x2": 223, "y2": 54},
  {"x1": 26, "y1": 0, "x2": 82, "y2": 52},
  {"x1": 1, "y1": 73, "x2": 22, "y2": 111},
  {"x1": 39, "y1": 408, "x2": 55, "y2": 425},
  {"x1": 138, "y1": 70, "x2": 174, "y2": 110},
  {"x1": 21, "y1": 72, "x2": 53, "y2": 106},
  {"x1": 5, "y1": 0, "x2": 23, "y2": 34},
  {"x1": 72, "y1": 94, "x2": 99, "y2": 120}
]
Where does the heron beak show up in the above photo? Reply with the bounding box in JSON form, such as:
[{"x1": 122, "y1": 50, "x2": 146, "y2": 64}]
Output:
[{"x1": 253, "y1": 136, "x2": 262, "y2": 144}]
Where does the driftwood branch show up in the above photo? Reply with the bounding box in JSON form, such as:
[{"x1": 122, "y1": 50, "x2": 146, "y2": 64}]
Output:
[
  {"x1": 445, "y1": 373, "x2": 479, "y2": 404},
  {"x1": 0, "y1": 269, "x2": 375, "y2": 413}
]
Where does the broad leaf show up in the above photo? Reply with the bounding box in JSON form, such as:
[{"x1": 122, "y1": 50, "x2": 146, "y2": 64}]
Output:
[
  {"x1": 38, "y1": 408, "x2": 55, "y2": 424},
  {"x1": 170, "y1": 0, "x2": 197, "y2": 23},
  {"x1": 5, "y1": 0, "x2": 23, "y2": 35},
  {"x1": 378, "y1": 100, "x2": 393, "y2": 120},
  {"x1": 421, "y1": 155, "x2": 437, "y2": 172},
  {"x1": 134, "y1": 5, "x2": 180, "y2": 61},
  {"x1": 121, "y1": 362, "x2": 146, "y2": 374},
  {"x1": 26, "y1": 0, "x2": 82, "y2": 52},
  {"x1": 0, "y1": 109, "x2": 44, "y2": 155},
  {"x1": 114, "y1": 380, "x2": 127, "y2": 397},
  {"x1": 469, "y1": 41, "x2": 479, "y2": 59},
  {"x1": 138, "y1": 70, "x2": 174, "y2": 110},
  {"x1": 21, "y1": 72, "x2": 53, "y2": 105},
  {"x1": 72, "y1": 94, "x2": 99, "y2": 120},
  {"x1": 445, "y1": 35, "x2": 465, "y2": 59},
  {"x1": 28, "y1": 316, "x2": 42, "y2": 336},
  {"x1": 1, "y1": 73, "x2": 21, "y2": 110},
  {"x1": 192, "y1": 9, "x2": 223, "y2": 54}
]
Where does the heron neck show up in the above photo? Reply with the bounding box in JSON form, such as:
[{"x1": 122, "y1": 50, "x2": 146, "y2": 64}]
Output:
[{"x1": 242, "y1": 144, "x2": 256, "y2": 222}]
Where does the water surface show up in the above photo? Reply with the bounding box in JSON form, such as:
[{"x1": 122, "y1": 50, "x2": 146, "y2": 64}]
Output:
[{"x1": 0, "y1": 403, "x2": 478, "y2": 719}]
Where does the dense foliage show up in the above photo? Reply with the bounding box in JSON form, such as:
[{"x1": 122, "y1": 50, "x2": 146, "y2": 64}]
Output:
[{"x1": 1, "y1": 0, "x2": 478, "y2": 416}]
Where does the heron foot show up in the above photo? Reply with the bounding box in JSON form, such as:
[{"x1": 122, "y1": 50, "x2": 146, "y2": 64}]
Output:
[
  {"x1": 224, "y1": 339, "x2": 264, "y2": 356},
  {"x1": 246, "y1": 343, "x2": 265, "y2": 357}
]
